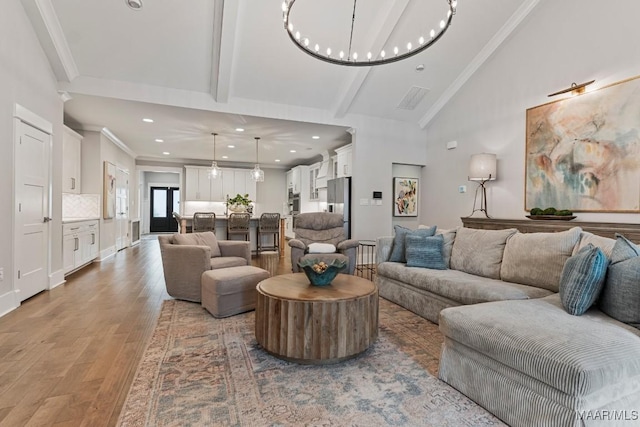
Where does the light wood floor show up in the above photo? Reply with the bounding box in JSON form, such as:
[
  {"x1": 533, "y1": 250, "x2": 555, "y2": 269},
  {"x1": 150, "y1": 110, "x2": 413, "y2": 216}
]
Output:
[{"x1": 0, "y1": 235, "x2": 293, "y2": 427}]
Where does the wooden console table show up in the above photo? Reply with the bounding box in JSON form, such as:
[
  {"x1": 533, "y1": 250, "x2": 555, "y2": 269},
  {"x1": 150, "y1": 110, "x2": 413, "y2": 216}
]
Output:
[{"x1": 461, "y1": 217, "x2": 640, "y2": 244}]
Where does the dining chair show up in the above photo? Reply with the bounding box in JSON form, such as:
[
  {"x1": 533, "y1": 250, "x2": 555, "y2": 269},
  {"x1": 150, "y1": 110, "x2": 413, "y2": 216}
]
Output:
[{"x1": 193, "y1": 212, "x2": 216, "y2": 233}]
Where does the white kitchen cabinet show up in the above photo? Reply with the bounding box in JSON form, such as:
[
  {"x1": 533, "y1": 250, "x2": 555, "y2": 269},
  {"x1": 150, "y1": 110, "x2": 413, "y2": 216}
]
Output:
[
  {"x1": 62, "y1": 126, "x2": 82, "y2": 193},
  {"x1": 291, "y1": 166, "x2": 302, "y2": 194},
  {"x1": 63, "y1": 220, "x2": 99, "y2": 275},
  {"x1": 185, "y1": 166, "x2": 213, "y2": 201},
  {"x1": 220, "y1": 169, "x2": 256, "y2": 201},
  {"x1": 209, "y1": 171, "x2": 224, "y2": 201},
  {"x1": 335, "y1": 144, "x2": 352, "y2": 178},
  {"x1": 309, "y1": 163, "x2": 320, "y2": 200}
]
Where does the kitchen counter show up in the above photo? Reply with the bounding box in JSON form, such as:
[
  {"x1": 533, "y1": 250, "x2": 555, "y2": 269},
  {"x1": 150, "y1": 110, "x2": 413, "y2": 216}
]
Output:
[{"x1": 62, "y1": 217, "x2": 100, "y2": 224}]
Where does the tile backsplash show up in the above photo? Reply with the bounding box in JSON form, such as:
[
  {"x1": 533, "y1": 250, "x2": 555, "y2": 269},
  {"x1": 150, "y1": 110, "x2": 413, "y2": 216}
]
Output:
[{"x1": 63, "y1": 193, "x2": 101, "y2": 218}]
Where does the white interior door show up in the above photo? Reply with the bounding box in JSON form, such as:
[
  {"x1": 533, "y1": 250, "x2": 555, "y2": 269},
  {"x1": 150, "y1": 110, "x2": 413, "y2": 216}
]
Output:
[
  {"x1": 116, "y1": 168, "x2": 129, "y2": 251},
  {"x1": 15, "y1": 120, "x2": 50, "y2": 301}
]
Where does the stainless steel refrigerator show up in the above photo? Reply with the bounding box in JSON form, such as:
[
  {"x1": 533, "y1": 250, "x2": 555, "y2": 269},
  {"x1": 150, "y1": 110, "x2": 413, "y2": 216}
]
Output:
[{"x1": 327, "y1": 177, "x2": 351, "y2": 239}]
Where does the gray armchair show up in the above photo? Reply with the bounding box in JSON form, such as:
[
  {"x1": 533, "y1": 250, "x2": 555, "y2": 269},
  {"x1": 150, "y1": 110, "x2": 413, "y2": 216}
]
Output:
[
  {"x1": 288, "y1": 212, "x2": 359, "y2": 274},
  {"x1": 158, "y1": 232, "x2": 250, "y2": 302}
]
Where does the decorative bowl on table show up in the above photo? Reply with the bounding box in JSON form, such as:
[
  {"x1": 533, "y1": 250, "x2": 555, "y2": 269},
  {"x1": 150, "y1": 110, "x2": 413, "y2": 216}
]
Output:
[
  {"x1": 227, "y1": 204, "x2": 248, "y2": 213},
  {"x1": 298, "y1": 259, "x2": 347, "y2": 286}
]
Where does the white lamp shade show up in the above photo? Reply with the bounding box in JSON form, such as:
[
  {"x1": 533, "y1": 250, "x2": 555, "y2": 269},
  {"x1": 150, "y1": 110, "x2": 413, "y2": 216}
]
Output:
[{"x1": 468, "y1": 153, "x2": 497, "y2": 181}]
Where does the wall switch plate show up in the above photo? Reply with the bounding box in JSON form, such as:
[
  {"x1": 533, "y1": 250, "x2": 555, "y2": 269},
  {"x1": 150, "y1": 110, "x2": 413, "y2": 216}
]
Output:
[
  {"x1": 376, "y1": 200, "x2": 382, "y2": 206},
  {"x1": 0, "y1": 268, "x2": 3, "y2": 281},
  {"x1": 458, "y1": 185, "x2": 467, "y2": 193},
  {"x1": 446, "y1": 140, "x2": 458, "y2": 150},
  {"x1": 360, "y1": 198, "x2": 369, "y2": 206}
]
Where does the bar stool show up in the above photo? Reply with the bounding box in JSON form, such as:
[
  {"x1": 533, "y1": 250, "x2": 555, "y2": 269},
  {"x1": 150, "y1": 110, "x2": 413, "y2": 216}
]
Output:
[
  {"x1": 227, "y1": 212, "x2": 250, "y2": 241},
  {"x1": 257, "y1": 213, "x2": 280, "y2": 254},
  {"x1": 193, "y1": 212, "x2": 216, "y2": 233}
]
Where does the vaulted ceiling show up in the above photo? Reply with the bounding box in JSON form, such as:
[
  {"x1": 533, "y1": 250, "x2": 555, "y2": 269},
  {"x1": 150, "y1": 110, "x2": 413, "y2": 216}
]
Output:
[{"x1": 21, "y1": 0, "x2": 539, "y2": 167}]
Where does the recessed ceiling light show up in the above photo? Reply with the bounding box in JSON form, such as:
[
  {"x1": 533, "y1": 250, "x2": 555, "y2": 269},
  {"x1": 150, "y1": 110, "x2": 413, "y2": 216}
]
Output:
[
  {"x1": 155, "y1": 139, "x2": 164, "y2": 143},
  {"x1": 162, "y1": 151, "x2": 170, "y2": 155},
  {"x1": 235, "y1": 128, "x2": 245, "y2": 132},
  {"x1": 222, "y1": 155, "x2": 228, "y2": 159},
  {"x1": 126, "y1": 0, "x2": 143, "y2": 10},
  {"x1": 312, "y1": 135, "x2": 320, "y2": 139},
  {"x1": 290, "y1": 150, "x2": 297, "y2": 153},
  {"x1": 228, "y1": 145, "x2": 235, "y2": 148},
  {"x1": 275, "y1": 159, "x2": 281, "y2": 162},
  {"x1": 143, "y1": 118, "x2": 154, "y2": 123}
]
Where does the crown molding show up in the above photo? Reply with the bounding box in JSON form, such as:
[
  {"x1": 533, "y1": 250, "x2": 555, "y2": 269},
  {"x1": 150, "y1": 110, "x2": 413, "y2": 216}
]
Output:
[
  {"x1": 419, "y1": 0, "x2": 540, "y2": 128},
  {"x1": 34, "y1": 0, "x2": 79, "y2": 82},
  {"x1": 101, "y1": 127, "x2": 138, "y2": 159}
]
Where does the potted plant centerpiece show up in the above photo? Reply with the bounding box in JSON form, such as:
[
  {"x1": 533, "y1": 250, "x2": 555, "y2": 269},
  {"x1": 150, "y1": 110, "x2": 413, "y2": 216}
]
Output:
[{"x1": 226, "y1": 193, "x2": 253, "y2": 214}]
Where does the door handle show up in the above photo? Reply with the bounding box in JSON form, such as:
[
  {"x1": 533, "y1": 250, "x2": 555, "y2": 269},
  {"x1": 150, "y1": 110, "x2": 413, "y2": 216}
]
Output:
[
  {"x1": 43, "y1": 217, "x2": 52, "y2": 222},
  {"x1": 74, "y1": 237, "x2": 79, "y2": 251},
  {"x1": 71, "y1": 177, "x2": 76, "y2": 190}
]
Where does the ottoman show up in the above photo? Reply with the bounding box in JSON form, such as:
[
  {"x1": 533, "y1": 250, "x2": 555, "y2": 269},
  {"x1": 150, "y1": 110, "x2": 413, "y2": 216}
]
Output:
[{"x1": 201, "y1": 266, "x2": 269, "y2": 318}]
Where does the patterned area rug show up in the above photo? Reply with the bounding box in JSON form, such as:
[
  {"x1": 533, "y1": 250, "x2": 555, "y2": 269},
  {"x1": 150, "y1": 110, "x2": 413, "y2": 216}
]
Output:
[{"x1": 118, "y1": 298, "x2": 505, "y2": 427}]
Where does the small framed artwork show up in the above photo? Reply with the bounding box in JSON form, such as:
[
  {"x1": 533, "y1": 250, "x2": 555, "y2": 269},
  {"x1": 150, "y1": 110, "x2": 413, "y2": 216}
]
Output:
[
  {"x1": 103, "y1": 161, "x2": 116, "y2": 219},
  {"x1": 393, "y1": 177, "x2": 418, "y2": 217}
]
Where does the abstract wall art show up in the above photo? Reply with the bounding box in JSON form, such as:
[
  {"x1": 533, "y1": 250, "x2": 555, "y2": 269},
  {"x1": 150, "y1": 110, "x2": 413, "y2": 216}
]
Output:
[
  {"x1": 103, "y1": 161, "x2": 116, "y2": 219},
  {"x1": 393, "y1": 177, "x2": 418, "y2": 217},
  {"x1": 525, "y1": 75, "x2": 640, "y2": 212}
]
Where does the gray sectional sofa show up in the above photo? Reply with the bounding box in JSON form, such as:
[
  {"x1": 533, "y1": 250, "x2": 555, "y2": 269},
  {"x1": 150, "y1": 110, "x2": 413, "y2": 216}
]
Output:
[{"x1": 376, "y1": 226, "x2": 640, "y2": 427}]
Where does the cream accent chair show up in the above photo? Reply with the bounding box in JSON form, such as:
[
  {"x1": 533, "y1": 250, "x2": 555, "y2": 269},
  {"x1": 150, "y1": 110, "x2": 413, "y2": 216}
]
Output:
[
  {"x1": 288, "y1": 212, "x2": 359, "y2": 274},
  {"x1": 158, "y1": 232, "x2": 250, "y2": 302}
]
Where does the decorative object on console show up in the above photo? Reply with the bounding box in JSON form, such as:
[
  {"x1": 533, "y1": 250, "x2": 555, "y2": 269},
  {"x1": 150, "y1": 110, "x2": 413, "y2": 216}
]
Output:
[
  {"x1": 103, "y1": 161, "x2": 116, "y2": 219},
  {"x1": 547, "y1": 80, "x2": 595, "y2": 97},
  {"x1": 250, "y1": 137, "x2": 264, "y2": 182},
  {"x1": 226, "y1": 193, "x2": 253, "y2": 213},
  {"x1": 393, "y1": 177, "x2": 419, "y2": 217},
  {"x1": 466, "y1": 153, "x2": 496, "y2": 218},
  {"x1": 526, "y1": 75, "x2": 640, "y2": 212},
  {"x1": 298, "y1": 259, "x2": 347, "y2": 286},
  {"x1": 527, "y1": 206, "x2": 575, "y2": 220},
  {"x1": 282, "y1": 0, "x2": 456, "y2": 67},
  {"x1": 209, "y1": 133, "x2": 221, "y2": 179}
]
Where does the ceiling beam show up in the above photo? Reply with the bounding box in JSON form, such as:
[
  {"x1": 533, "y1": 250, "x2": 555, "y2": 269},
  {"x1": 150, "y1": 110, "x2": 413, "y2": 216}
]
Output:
[
  {"x1": 418, "y1": 0, "x2": 540, "y2": 128},
  {"x1": 20, "y1": 0, "x2": 79, "y2": 82},
  {"x1": 333, "y1": 0, "x2": 412, "y2": 119},
  {"x1": 211, "y1": 0, "x2": 240, "y2": 103}
]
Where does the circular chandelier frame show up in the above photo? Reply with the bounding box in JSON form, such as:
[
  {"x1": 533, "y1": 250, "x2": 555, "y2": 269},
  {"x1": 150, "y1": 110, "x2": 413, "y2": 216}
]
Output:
[{"x1": 282, "y1": 0, "x2": 457, "y2": 67}]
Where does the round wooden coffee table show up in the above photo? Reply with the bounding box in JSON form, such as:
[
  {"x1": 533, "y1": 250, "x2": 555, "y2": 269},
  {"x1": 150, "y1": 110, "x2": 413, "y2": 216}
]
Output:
[{"x1": 255, "y1": 273, "x2": 378, "y2": 364}]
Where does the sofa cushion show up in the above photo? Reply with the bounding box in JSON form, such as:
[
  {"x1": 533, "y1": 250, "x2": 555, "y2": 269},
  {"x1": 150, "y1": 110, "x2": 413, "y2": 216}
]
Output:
[
  {"x1": 500, "y1": 227, "x2": 581, "y2": 292},
  {"x1": 600, "y1": 234, "x2": 640, "y2": 328},
  {"x1": 559, "y1": 244, "x2": 608, "y2": 315},
  {"x1": 418, "y1": 225, "x2": 456, "y2": 267},
  {"x1": 174, "y1": 232, "x2": 222, "y2": 258},
  {"x1": 389, "y1": 225, "x2": 436, "y2": 263},
  {"x1": 572, "y1": 231, "x2": 616, "y2": 258},
  {"x1": 406, "y1": 234, "x2": 446, "y2": 270},
  {"x1": 450, "y1": 227, "x2": 517, "y2": 279},
  {"x1": 377, "y1": 262, "x2": 552, "y2": 305},
  {"x1": 210, "y1": 256, "x2": 248, "y2": 270},
  {"x1": 439, "y1": 294, "x2": 640, "y2": 397}
]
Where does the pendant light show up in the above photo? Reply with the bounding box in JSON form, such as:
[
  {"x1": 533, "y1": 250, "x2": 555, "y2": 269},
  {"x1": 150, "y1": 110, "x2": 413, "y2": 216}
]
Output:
[
  {"x1": 251, "y1": 137, "x2": 264, "y2": 182},
  {"x1": 210, "y1": 133, "x2": 221, "y2": 179}
]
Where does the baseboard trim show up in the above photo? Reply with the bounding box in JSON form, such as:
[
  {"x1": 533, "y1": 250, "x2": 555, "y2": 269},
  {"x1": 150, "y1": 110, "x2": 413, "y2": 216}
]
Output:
[
  {"x1": 99, "y1": 246, "x2": 117, "y2": 262},
  {"x1": 49, "y1": 269, "x2": 66, "y2": 290},
  {"x1": 0, "y1": 290, "x2": 19, "y2": 318}
]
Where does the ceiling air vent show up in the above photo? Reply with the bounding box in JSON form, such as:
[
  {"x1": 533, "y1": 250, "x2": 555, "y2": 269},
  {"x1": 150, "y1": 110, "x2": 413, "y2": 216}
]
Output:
[{"x1": 397, "y1": 86, "x2": 430, "y2": 110}]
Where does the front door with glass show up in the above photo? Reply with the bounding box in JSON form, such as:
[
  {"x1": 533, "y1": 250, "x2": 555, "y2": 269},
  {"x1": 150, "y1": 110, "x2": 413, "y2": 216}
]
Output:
[{"x1": 150, "y1": 187, "x2": 180, "y2": 232}]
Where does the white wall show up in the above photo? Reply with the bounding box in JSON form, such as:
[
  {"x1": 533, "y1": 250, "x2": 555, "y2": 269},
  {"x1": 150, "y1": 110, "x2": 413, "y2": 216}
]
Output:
[
  {"x1": 0, "y1": 0, "x2": 63, "y2": 312},
  {"x1": 423, "y1": 0, "x2": 640, "y2": 229},
  {"x1": 81, "y1": 131, "x2": 136, "y2": 257}
]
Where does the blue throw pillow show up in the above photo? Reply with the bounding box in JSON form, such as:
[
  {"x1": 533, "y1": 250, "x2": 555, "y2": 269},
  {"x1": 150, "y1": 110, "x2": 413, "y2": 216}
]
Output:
[
  {"x1": 388, "y1": 225, "x2": 437, "y2": 263},
  {"x1": 600, "y1": 234, "x2": 640, "y2": 327},
  {"x1": 559, "y1": 244, "x2": 608, "y2": 316},
  {"x1": 406, "y1": 234, "x2": 446, "y2": 270}
]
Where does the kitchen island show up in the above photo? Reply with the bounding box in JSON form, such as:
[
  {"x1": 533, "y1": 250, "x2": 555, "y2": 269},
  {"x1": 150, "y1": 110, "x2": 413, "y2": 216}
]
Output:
[{"x1": 179, "y1": 215, "x2": 286, "y2": 257}]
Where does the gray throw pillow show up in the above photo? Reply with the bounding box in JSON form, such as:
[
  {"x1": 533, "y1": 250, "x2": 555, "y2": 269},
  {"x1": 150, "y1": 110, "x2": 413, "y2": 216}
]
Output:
[
  {"x1": 406, "y1": 234, "x2": 446, "y2": 270},
  {"x1": 559, "y1": 244, "x2": 608, "y2": 316},
  {"x1": 174, "y1": 232, "x2": 222, "y2": 258},
  {"x1": 388, "y1": 225, "x2": 436, "y2": 263},
  {"x1": 600, "y1": 234, "x2": 640, "y2": 326}
]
